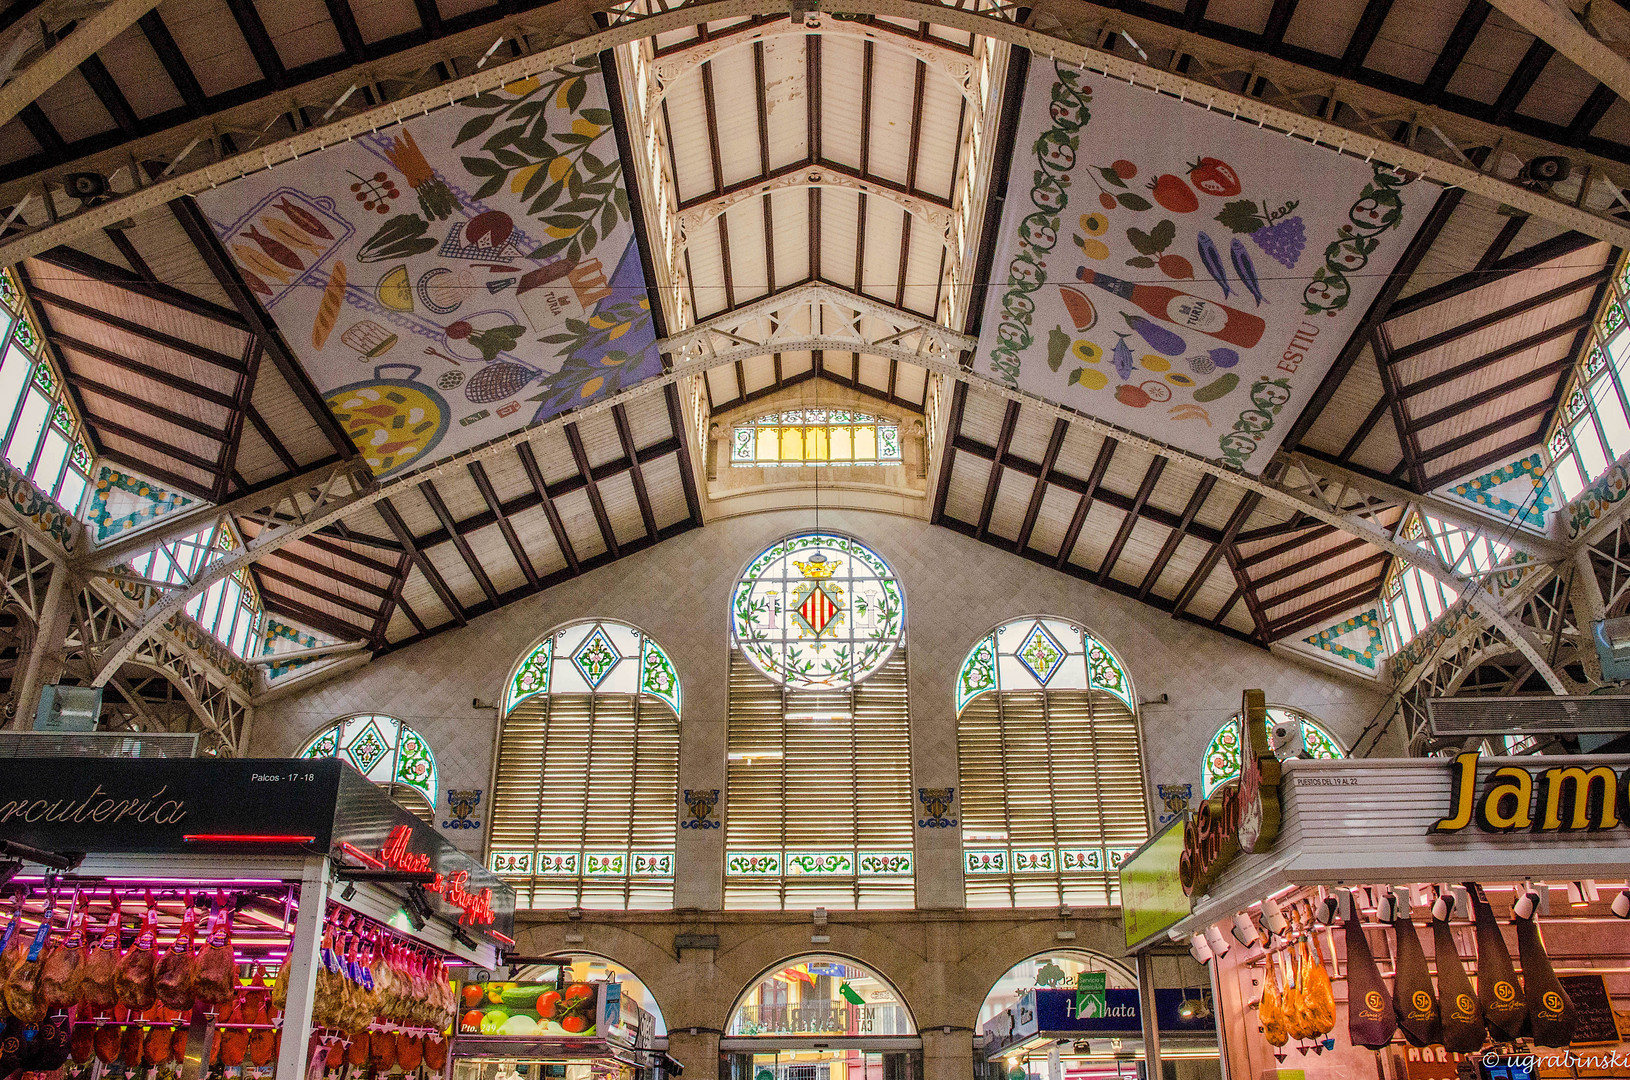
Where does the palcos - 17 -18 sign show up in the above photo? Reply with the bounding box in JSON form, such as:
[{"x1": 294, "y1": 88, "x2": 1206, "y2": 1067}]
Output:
[
  {"x1": 975, "y1": 61, "x2": 1436, "y2": 473},
  {"x1": 196, "y1": 60, "x2": 660, "y2": 478}
]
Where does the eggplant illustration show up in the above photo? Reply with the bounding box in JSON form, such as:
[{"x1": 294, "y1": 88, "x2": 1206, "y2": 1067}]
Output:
[
  {"x1": 1121, "y1": 312, "x2": 1185, "y2": 356},
  {"x1": 1432, "y1": 896, "x2": 1486, "y2": 1053},
  {"x1": 1230, "y1": 237, "x2": 1265, "y2": 305},
  {"x1": 1196, "y1": 231, "x2": 1230, "y2": 297},
  {"x1": 1468, "y1": 882, "x2": 1527, "y2": 1041},
  {"x1": 1344, "y1": 899, "x2": 1398, "y2": 1050}
]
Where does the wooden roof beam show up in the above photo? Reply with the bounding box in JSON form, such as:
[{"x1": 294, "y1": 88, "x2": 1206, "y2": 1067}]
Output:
[
  {"x1": 1055, "y1": 437, "x2": 1116, "y2": 570},
  {"x1": 612, "y1": 404, "x2": 659, "y2": 543},
  {"x1": 376, "y1": 497, "x2": 465, "y2": 627},
  {"x1": 975, "y1": 399, "x2": 1019, "y2": 540},
  {"x1": 468, "y1": 460, "x2": 538, "y2": 589},
  {"x1": 418, "y1": 478, "x2": 499, "y2": 606},
  {"x1": 1015, "y1": 418, "x2": 1068, "y2": 553},
  {"x1": 1138, "y1": 474, "x2": 1215, "y2": 600},
  {"x1": 565, "y1": 422, "x2": 620, "y2": 559},
  {"x1": 517, "y1": 441, "x2": 579, "y2": 575}
]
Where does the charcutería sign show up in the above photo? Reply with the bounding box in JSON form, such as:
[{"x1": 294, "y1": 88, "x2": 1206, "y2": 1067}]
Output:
[
  {"x1": 0, "y1": 785, "x2": 186, "y2": 826},
  {"x1": 1180, "y1": 689, "x2": 1283, "y2": 896},
  {"x1": 1433, "y1": 751, "x2": 1626, "y2": 833}
]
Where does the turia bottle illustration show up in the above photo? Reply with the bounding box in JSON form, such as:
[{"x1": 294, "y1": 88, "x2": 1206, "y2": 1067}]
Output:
[{"x1": 1075, "y1": 268, "x2": 1266, "y2": 349}]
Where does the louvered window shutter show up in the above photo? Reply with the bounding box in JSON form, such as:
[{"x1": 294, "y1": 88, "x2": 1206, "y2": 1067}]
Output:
[
  {"x1": 725, "y1": 649, "x2": 915, "y2": 909},
  {"x1": 960, "y1": 688, "x2": 1149, "y2": 908},
  {"x1": 489, "y1": 693, "x2": 679, "y2": 909}
]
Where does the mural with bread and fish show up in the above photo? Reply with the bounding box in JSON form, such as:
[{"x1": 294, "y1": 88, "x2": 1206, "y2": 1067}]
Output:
[{"x1": 197, "y1": 59, "x2": 661, "y2": 478}]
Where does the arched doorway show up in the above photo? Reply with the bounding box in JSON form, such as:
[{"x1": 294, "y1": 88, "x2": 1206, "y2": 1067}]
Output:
[
  {"x1": 720, "y1": 954, "x2": 919, "y2": 1080},
  {"x1": 974, "y1": 952, "x2": 1219, "y2": 1080}
]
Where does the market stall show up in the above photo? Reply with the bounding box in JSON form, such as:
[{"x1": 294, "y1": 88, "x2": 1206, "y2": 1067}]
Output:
[
  {"x1": 980, "y1": 984, "x2": 1219, "y2": 1079},
  {"x1": 451, "y1": 958, "x2": 666, "y2": 1080},
  {"x1": 1121, "y1": 709, "x2": 1630, "y2": 1080},
  {"x1": 0, "y1": 755, "x2": 515, "y2": 1077}
]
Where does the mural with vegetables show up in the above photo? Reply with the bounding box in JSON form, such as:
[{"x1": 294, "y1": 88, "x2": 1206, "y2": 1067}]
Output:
[
  {"x1": 197, "y1": 59, "x2": 659, "y2": 478},
  {"x1": 976, "y1": 60, "x2": 1435, "y2": 473},
  {"x1": 458, "y1": 981, "x2": 600, "y2": 1037}
]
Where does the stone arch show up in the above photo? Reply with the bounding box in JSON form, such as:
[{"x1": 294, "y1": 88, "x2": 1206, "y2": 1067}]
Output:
[
  {"x1": 950, "y1": 918, "x2": 1132, "y2": 1030},
  {"x1": 514, "y1": 949, "x2": 672, "y2": 1035},
  {"x1": 723, "y1": 950, "x2": 919, "y2": 1034},
  {"x1": 509, "y1": 923, "x2": 686, "y2": 1029}
]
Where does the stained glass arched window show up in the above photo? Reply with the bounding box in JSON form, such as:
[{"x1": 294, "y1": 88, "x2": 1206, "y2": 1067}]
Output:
[
  {"x1": 297, "y1": 714, "x2": 438, "y2": 808},
  {"x1": 492, "y1": 620, "x2": 681, "y2": 910},
  {"x1": 955, "y1": 618, "x2": 1146, "y2": 908},
  {"x1": 956, "y1": 617, "x2": 1133, "y2": 710},
  {"x1": 1199, "y1": 705, "x2": 1345, "y2": 796},
  {"x1": 731, "y1": 409, "x2": 902, "y2": 466},
  {"x1": 503, "y1": 620, "x2": 680, "y2": 717},
  {"x1": 730, "y1": 532, "x2": 904, "y2": 690}
]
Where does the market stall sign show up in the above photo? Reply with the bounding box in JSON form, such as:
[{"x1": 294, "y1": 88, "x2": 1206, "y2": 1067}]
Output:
[
  {"x1": 1180, "y1": 689, "x2": 1282, "y2": 895},
  {"x1": 0, "y1": 758, "x2": 342, "y2": 851},
  {"x1": 457, "y1": 981, "x2": 601, "y2": 1037},
  {"x1": 376, "y1": 824, "x2": 495, "y2": 926},
  {"x1": 1432, "y1": 751, "x2": 1625, "y2": 833},
  {"x1": 1118, "y1": 817, "x2": 1189, "y2": 949},
  {"x1": 982, "y1": 989, "x2": 1215, "y2": 1057}
]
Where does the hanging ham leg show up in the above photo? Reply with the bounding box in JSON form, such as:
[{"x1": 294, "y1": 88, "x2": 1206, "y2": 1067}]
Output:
[
  {"x1": 154, "y1": 899, "x2": 198, "y2": 1010},
  {"x1": 80, "y1": 895, "x2": 121, "y2": 1014},
  {"x1": 42, "y1": 903, "x2": 87, "y2": 1010},
  {"x1": 113, "y1": 902, "x2": 159, "y2": 1011},
  {"x1": 192, "y1": 906, "x2": 235, "y2": 1006}
]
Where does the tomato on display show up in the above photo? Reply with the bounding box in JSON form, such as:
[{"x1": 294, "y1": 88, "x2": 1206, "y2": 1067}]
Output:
[{"x1": 538, "y1": 991, "x2": 562, "y2": 1019}]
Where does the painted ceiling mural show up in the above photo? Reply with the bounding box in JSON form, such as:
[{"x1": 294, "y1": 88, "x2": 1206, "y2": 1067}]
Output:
[
  {"x1": 975, "y1": 60, "x2": 1436, "y2": 474},
  {"x1": 197, "y1": 60, "x2": 660, "y2": 478}
]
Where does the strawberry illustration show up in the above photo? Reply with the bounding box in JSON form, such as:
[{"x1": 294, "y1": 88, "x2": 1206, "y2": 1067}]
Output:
[{"x1": 1214, "y1": 198, "x2": 1306, "y2": 268}]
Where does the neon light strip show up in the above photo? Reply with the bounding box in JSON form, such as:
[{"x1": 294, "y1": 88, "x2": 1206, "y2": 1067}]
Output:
[
  {"x1": 183, "y1": 834, "x2": 317, "y2": 843},
  {"x1": 488, "y1": 930, "x2": 516, "y2": 945}
]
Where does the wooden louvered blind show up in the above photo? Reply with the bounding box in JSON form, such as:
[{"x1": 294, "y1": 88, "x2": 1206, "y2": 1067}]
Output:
[
  {"x1": 958, "y1": 688, "x2": 1149, "y2": 908},
  {"x1": 725, "y1": 649, "x2": 915, "y2": 910},
  {"x1": 489, "y1": 693, "x2": 678, "y2": 910}
]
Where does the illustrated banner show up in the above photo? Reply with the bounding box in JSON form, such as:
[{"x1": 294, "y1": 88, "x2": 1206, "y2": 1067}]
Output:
[
  {"x1": 974, "y1": 60, "x2": 1437, "y2": 472},
  {"x1": 197, "y1": 60, "x2": 660, "y2": 477}
]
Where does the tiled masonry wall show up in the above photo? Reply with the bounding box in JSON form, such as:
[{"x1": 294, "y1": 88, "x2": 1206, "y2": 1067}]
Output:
[{"x1": 251, "y1": 508, "x2": 1392, "y2": 908}]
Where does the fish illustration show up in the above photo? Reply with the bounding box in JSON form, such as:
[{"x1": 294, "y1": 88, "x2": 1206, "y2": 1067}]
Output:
[
  {"x1": 242, "y1": 224, "x2": 303, "y2": 271},
  {"x1": 232, "y1": 243, "x2": 291, "y2": 284},
  {"x1": 275, "y1": 197, "x2": 333, "y2": 240},
  {"x1": 261, "y1": 216, "x2": 324, "y2": 255},
  {"x1": 238, "y1": 264, "x2": 272, "y2": 299}
]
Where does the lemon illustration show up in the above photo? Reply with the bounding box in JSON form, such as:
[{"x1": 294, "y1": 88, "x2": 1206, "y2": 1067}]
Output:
[{"x1": 376, "y1": 265, "x2": 414, "y2": 312}]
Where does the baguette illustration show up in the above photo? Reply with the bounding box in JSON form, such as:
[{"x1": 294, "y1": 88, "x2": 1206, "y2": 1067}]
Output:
[{"x1": 313, "y1": 261, "x2": 347, "y2": 348}]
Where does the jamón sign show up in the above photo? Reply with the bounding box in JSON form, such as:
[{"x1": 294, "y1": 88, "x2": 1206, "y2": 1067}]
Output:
[{"x1": 1180, "y1": 689, "x2": 1283, "y2": 896}]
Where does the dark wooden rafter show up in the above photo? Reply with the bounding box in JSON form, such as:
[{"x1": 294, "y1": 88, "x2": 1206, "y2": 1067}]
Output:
[
  {"x1": 516, "y1": 441, "x2": 579, "y2": 574},
  {"x1": 1476, "y1": 213, "x2": 1529, "y2": 272},
  {"x1": 418, "y1": 479, "x2": 499, "y2": 605},
  {"x1": 75, "y1": 52, "x2": 140, "y2": 137},
  {"x1": 1267, "y1": 580, "x2": 1385, "y2": 639},
  {"x1": 1257, "y1": 552, "x2": 1390, "y2": 611},
  {"x1": 370, "y1": 552, "x2": 420, "y2": 647},
  {"x1": 1172, "y1": 491, "x2": 1258, "y2": 618},
  {"x1": 1138, "y1": 475, "x2": 1215, "y2": 600},
  {"x1": 1374, "y1": 328, "x2": 1429, "y2": 490},
  {"x1": 262, "y1": 547, "x2": 393, "y2": 599},
  {"x1": 376, "y1": 497, "x2": 466, "y2": 626},
  {"x1": 32, "y1": 247, "x2": 247, "y2": 327},
  {"x1": 1387, "y1": 230, "x2": 1598, "y2": 319},
  {"x1": 929, "y1": 378, "x2": 966, "y2": 523},
  {"x1": 323, "y1": 0, "x2": 369, "y2": 64},
  {"x1": 139, "y1": 10, "x2": 206, "y2": 113},
  {"x1": 1055, "y1": 437, "x2": 1117, "y2": 570},
  {"x1": 26, "y1": 287, "x2": 246, "y2": 372},
  {"x1": 1221, "y1": 542, "x2": 1272, "y2": 640},
  {"x1": 260, "y1": 593, "x2": 370, "y2": 642},
  {"x1": 1261, "y1": 0, "x2": 1298, "y2": 45},
  {"x1": 1424, "y1": 1, "x2": 1490, "y2": 95},
  {"x1": 612, "y1": 404, "x2": 660, "y2": 542},
  {"x1": 213, "y1": 335, "x2": 262, "y2": 502},
  {"x1": 975, "y1": 400, "x2": 1019, "y2": 539},
  {"x1": 663, "y1": 383, "x2": 703, "y2": 524},
  {"x1": 1387, "y1": 269, "x2": 1610, "y2": 364},
  {"x1": 254, "y1": 565, "x2": 381, "y2": 620},
  {"x1": 1396, "y1": 313, "x2": 1590, "y2": 400},
  {"x1": 1014, "y1": 418, "x2": 1068, "y2": 552},
  {"x1": 1492, "y1": 39, "x2": 1553, "y2": 124},
  {"x1": 1339, "y1": 0, "x2": 1393, "y2": 78},
  {"x1": 564, "y1": 422, "x2": 620, "y2": 558},
  {"x1": 50, "y1": 332, "x2": 237, "y2": 408},
  {"x1": 222, "y1": 0, "x2": 287, "y2": 87},
  {"x1": 1281, "y1": 183, "x2": 1467, "y2": 455},
  {"x1": 468, "y1": 460, "x2": 538, "y2": 588},
  {"x1": 1099, "y1": 457, "x2": 1166, "y2": 583}
]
